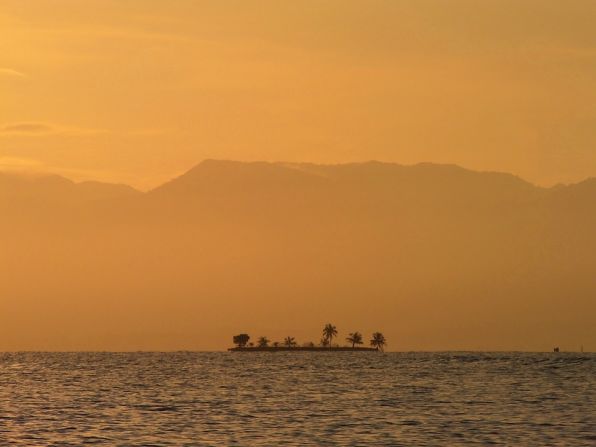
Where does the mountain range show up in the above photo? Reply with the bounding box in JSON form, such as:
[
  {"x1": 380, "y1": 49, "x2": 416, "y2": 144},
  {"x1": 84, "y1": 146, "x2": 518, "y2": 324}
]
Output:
[{"x1": 1, "y1": 161, "x2": 594, "y2": 351}]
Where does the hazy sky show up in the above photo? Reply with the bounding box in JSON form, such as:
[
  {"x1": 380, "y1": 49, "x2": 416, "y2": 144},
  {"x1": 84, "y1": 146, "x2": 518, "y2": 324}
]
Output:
[{"x1": 1, "y1": 0, "x2": 595, "y2": 189}]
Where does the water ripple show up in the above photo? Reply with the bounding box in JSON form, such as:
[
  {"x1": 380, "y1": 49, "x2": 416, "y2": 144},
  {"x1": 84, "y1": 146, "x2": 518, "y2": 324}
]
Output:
[{"x1": 0, "y1": 352, "x2": 594, "y2": 445}]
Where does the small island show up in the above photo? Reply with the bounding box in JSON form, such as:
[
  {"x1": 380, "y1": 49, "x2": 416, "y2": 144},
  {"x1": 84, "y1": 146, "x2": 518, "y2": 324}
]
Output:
[{"x1": 229, "y1": 324, "x2": 386, "y2": 352}]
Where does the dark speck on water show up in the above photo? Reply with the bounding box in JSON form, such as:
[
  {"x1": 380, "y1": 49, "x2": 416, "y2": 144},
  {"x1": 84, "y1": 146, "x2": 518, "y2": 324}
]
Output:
[{"x1": 0, "y1": 352, "x2": 594, "y2": 446}]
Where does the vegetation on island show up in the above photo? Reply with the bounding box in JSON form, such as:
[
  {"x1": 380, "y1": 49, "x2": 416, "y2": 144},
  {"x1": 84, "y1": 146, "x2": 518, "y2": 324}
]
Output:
[
  {"x1": 323, "y1": 323, "x2": 338, "y2": 346},
  {"x1": 370, "y1": 332, "x2": 387, "y2": 352},
  {"x1": 346, "y1": 332, "x2": 363, "y2": 348},
  {"x1": 231, "y1": 324, "x2": 387, "y2": 352},
  {"x1": 284, "y1": 336, "x2": 298, "y2": 347},
  {"x1": 232, "y1": 333, "x2": 250, "y2": 348}
]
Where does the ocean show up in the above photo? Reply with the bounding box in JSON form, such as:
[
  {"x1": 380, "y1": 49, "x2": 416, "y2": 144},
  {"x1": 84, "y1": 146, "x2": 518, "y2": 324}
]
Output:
[{"x1": 0, "y1": 352, "x2": 593, "y2": 446}]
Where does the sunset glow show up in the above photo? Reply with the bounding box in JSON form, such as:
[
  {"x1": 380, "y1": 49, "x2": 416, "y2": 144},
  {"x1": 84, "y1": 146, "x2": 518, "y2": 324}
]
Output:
[{"x1": 2, "y1": 1, "x2": 595, "y2": 189}]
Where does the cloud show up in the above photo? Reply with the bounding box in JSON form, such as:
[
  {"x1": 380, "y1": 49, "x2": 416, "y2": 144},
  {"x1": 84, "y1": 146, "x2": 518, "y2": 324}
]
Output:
[
  {"x1": 0, "y1": 68, "x2": 27, "y2": 78},
  {"x1": 2, "y1": 123, "x2": 52, "y2": 133},
  {"x1": 0, "y1": 122, "x2": 106, "y2": 137},
  {"x1": 0, "y1": 122, "x2": 171, "y2": 138}
]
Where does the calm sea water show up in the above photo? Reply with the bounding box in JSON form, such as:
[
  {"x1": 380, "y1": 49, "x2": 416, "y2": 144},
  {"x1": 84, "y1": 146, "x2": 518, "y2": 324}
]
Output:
[{"x1": 0, "y1": 352, "x2": 593, "y2": 446}]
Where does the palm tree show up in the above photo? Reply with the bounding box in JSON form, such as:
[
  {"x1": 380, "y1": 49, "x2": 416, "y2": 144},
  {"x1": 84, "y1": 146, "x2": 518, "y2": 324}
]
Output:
[
  {"x1": 257, "y1": 336, "x2": 270, "y2": 348},
  {"x1": 346, "y1": 332, "x2": 363, "y2": 348},
  {"x1": 284, "y1": 336, "x2": 297, "y2": 348},
  {"x1": 323, "y1": 323, "x2": 338, "y2": 347},
  {"x1": 370, "y1": 332, "x2": 387, "y2": 352},
  {"x1": 272, "y1": 341, "x2": 280, "y2": 348}
]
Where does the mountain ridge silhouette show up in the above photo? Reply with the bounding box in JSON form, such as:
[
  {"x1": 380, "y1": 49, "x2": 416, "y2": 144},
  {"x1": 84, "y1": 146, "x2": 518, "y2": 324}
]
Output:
[{"x1": 3, "y1": 159, "x2": 591, "y2": 201}]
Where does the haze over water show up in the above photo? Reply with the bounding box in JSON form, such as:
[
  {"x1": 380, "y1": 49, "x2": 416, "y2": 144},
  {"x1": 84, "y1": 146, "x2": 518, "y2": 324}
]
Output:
[
  {"x1": 1, "y1": 352, "x2": 594, "y2": 446},
  {"x1": 2, "y1": 1, "x2": 596, "y2": 444}
]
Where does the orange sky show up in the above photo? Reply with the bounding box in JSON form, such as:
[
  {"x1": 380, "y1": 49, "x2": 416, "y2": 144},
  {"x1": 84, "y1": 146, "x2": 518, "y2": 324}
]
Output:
[{"x1": 1, "y1": 0, "x2": 596, "y2": 189}]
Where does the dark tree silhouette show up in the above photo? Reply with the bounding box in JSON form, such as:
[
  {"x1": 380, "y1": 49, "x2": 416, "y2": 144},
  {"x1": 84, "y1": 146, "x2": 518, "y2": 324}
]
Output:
[
  {"x1": 257, "y1": 336, "x2": 270, "y2": 348},
  {"x1": 323, "y1": 323, "x2": 338, "y2": 347},
  {"x1": 233, "y1": 333, "x2": 250, "y2": 348},
  {"x1": 272, "y1": 341, "x2": 280, "y2": 348},
  {"x1": 346, "y1": 332, "x2": 363, "y2": 348},
  {"x1": 284, "y1": 336, "x2": 297, "y2": 347},
  {"x1": 370, "y1": 332, "x2": 387, "y2": 352}
]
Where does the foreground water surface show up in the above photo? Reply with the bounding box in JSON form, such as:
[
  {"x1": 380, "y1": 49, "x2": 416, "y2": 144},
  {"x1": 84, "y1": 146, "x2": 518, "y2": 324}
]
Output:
[{"x1": 0, "y1": 352, "x2": 594, "y2": 446}]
